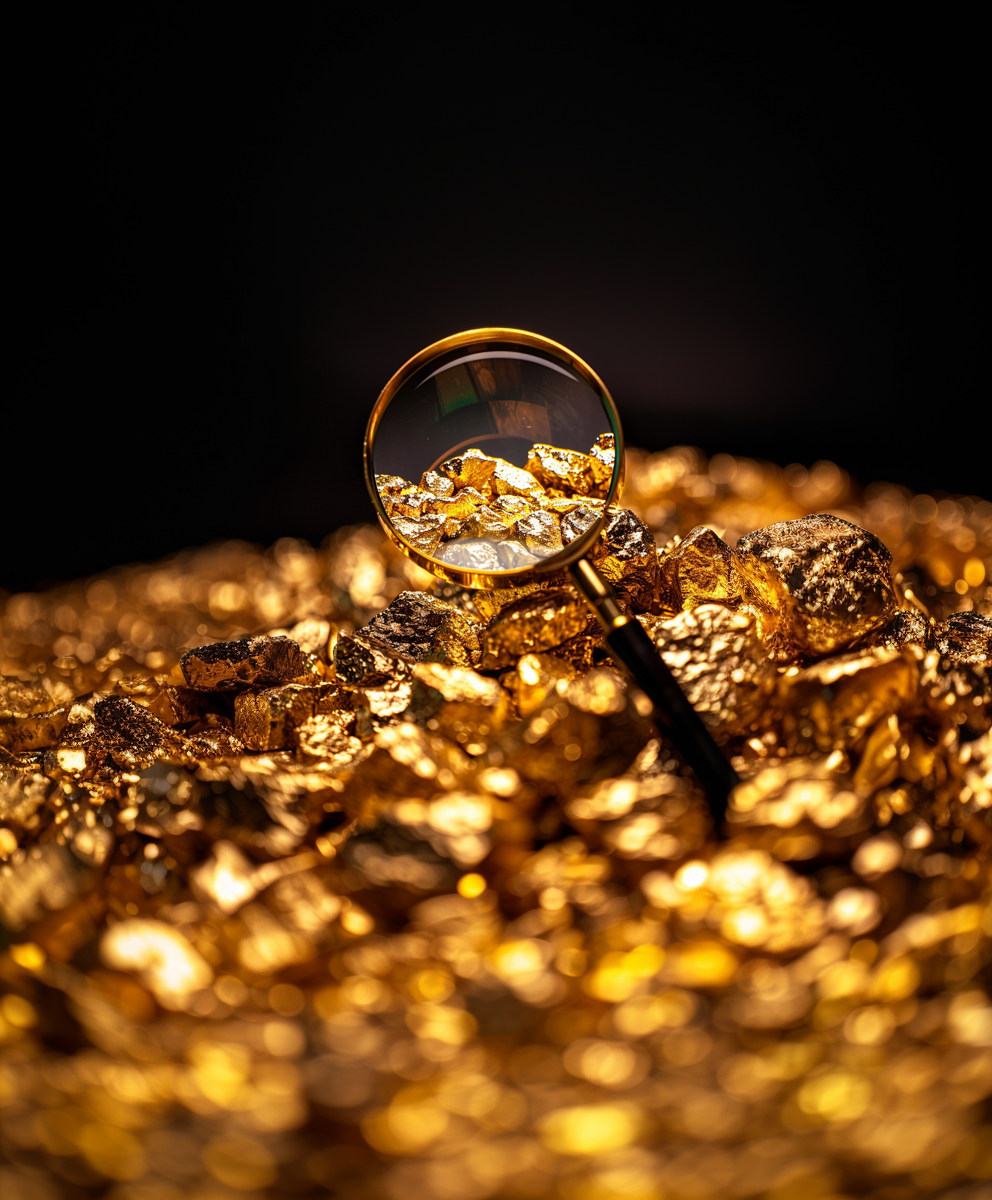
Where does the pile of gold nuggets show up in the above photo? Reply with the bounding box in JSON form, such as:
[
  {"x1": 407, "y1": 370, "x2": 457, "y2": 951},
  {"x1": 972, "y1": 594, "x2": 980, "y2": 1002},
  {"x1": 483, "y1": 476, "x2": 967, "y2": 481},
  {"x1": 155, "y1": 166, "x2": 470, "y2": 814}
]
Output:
[
  {"x1": 374, "y1": 435, "x2": 616, "y2": 570},
  {"x1": 1, "y1": 441, "x2": 990, "y2": 1200}
]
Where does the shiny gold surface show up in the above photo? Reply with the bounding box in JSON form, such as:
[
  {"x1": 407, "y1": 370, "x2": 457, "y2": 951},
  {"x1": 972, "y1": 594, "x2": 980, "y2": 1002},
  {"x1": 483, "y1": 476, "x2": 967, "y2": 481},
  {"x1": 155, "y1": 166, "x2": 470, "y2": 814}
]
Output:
[{"x1": 1, "y1": 446, "x2": 990, "y2": 1200}]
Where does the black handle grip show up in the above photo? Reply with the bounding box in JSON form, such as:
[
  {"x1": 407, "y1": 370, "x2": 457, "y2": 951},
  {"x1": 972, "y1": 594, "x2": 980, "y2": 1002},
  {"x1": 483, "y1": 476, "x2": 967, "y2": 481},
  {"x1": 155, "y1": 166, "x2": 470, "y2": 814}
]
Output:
[{"x1": 606, "y1": 617, "x2": 737, "y2": 825}]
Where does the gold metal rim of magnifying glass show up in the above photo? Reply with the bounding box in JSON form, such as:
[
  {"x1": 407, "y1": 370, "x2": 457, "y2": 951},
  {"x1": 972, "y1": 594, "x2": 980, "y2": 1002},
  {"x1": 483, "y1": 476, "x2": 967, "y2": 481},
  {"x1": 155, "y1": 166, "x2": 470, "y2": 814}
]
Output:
[{"x1": 363, "y1": 327, "x2": 626, "y2": 589}]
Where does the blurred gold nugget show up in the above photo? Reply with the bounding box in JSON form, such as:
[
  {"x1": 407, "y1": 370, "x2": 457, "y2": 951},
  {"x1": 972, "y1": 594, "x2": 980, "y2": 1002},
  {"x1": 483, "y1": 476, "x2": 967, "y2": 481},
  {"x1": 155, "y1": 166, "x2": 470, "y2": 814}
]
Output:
[{"x1": 0, "y1": 443, "x2": 990, "y2": 1200}]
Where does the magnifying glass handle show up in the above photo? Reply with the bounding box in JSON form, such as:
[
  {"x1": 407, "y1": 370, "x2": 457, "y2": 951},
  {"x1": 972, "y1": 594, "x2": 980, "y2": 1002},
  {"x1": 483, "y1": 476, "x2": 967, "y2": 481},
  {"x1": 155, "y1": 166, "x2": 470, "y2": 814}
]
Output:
[{"x1": 570, "y1": 558, "x2": 738, "y2": 826}]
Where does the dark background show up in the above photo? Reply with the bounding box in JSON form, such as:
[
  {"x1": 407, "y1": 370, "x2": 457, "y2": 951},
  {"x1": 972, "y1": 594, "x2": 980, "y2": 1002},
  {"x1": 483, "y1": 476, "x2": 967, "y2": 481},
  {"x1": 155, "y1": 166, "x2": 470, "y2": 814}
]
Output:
[{"x1": 6, "y1": 12, "x2": 986, "y2": 592}]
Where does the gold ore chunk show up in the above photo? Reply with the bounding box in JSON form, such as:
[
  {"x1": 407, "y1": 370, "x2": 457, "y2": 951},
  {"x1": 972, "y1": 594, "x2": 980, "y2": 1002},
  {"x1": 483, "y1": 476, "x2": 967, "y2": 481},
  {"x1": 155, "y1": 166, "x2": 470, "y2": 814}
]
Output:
[
  {"x1": 588, "y1": 431, "x2": 616, "y2": 496},
  {"x1": 526, "y1": 443, "x2": 596, "y2": 495},
  {"x1": 657, "y1": 526, "x2": 753, "y2": 612},
  {"x1": 737, "y1": 514, "x2": 899, "y2": 657},
  {"x1": 561, "y1": 503, "x2": 603, "y2": 546},
  {"x1": 420, "y1": 469, "x2": 456, "y2": 498},
  {"x1": 425, "y1": 486, "x2": 489, "y2": 522},
  {"x1": 513, "y1": 509, "x2": 565, "y2": 557},
  {"x1": 481, "y1": 588, "x2": 590, "y2": 668},
  {"x1": 374, "y1": 473, "x2": 418, "y2": 495},
  {"x1": 180, "y1": 635, "x2": 309, "y2": 691},
  {"x1": 639, "y1": 605, "x2": 777, "y2": 740},
  {"x1": 939, "y1": 611, "x2": 992, "y2": 663},
  {"x1": 459, "y1": 505, "x2": 515, "y2": 541},
  {"x1": 389, "y1": 512, "x2": 447, "y2": 557},
  {"x1": 234, "y1": 683, "x2": 354, "y2": 751},
  {"x1": 491, "y1": 459, "x2": 546, "y2": 500},
  {"x1": 436, "y1": 448, "x2": 498, "y2": 493},
  {"x1": 362, "y1": 592, "x2": 483, "y2": 668},
  {"x1": 405, "y1": 661, "x2": 510, "y2": 749},
  {"x1": 590, "y1": 507, "x2": 658, "y2": 611},
  {"x1": 92, "y1": 695, "x2": 191, "y2": 768}
]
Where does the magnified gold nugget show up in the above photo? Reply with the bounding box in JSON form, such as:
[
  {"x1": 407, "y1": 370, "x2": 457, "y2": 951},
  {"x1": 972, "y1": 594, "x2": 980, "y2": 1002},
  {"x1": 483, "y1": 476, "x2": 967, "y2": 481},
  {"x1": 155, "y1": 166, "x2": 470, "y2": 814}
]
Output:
[
  {"x1": 0, "y1": 442, "x2": 990, "y2": 1200},
  {"x1": 374, "y1": 435, "x2": 616, "y2": 570}
]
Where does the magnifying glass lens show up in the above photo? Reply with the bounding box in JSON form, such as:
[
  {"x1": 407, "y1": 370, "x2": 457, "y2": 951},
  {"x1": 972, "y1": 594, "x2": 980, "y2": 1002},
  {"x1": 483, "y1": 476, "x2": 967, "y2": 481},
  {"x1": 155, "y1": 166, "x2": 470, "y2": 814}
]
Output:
[{"x1": 369, "y1": 338, "x2": 619, "y2": 576}]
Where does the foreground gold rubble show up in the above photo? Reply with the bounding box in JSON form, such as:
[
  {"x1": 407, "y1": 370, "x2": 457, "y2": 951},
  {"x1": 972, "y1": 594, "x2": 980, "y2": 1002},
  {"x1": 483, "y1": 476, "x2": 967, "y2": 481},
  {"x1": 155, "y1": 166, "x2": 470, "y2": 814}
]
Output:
[{"x1": 1, "y1": 444, "x2": 990, "y2": 1200}]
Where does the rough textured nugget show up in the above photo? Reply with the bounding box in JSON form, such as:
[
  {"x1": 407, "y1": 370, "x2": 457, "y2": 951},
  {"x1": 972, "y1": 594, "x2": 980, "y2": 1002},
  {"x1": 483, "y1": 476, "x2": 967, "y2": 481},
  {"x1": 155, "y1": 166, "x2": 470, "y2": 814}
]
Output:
[
  {"x1": 590, "y1": 506, "x2": 659, "y2": 611},
  {"x1": 490, "y1": 459, "x2": 546, "y2": 499},
  {"x1": 405, "y1": 661, "x2": 510, "y2": 750},
  {"x1": 93, "y1": 694, "x2": 193, "y2": 768},
  {"x1": 639, "y1": 605, "x2": 777, "y2": 740},
  {"x1": 419, "y1": 468, "x2": 455, "y2": 498},
  {"x1": 295, "y1": 716, "x2": 365, "y2": 765},
  {"x1": 561, "y1": 502, "x2": 603, "y2": 545},
  {"x1": 480, "y1": 587, "x2": 590, "y2": 667},
  {"x1": 389, "y1": 511, "x2": 447, "y2": 556},
  {"x1": 513, "y1": 508, "x2": 564, "y2": 557},
  {"x1": 359, "y1": 681, "x2": 413, "y2": 724},
  {"x1": 110, "y1": 673, "x2": 182, "y2": 726},
  {"x1": 939, "y1": 610, "x2": 992, "y2": 661},
  {"x1": 737, "y1": 514, "x2": 899, "y2": 656},
  {"x1": 546, "y1": 627, "x2": 606, "y2": 669},
  {"x1": 658, "y1": 525, "x2": 754, "y2": 611},
  {"x1": 588, "y1": 430, "x2": 617, "y2": 495},
  {"x1": 332, "y1": 630, "x2": 410, "y2": 689},
  {"x1": 234, "y1": 682, "x2": 353, "y2": 751},
  {"x1": 526, "y1": 442, "x2": 596, "y2": 495},
  {"x1": 458, "y1": 504, "x2": 514, "y2": 541},
  {"x1": 435, "y1": 448, "x2": 497, "y2": 493},
  {"x1": 180, "y1": 634, "x2": 309, "y2": 690},
  {"x1": 656, "y1": 525, "x2": 791, "y2": 653},
  {"x1": 374, "y1": 473, "x2": 418, "y2": 495},
  {"x1": 374, "y1": 474, "x2": 432, "y2": 519},
  {"x1": 382, "y1": 487, "x2": 436, "y2": 520},
  {"x1": 361, "y1": 591, "x2": 483, "y2": 668},
  {"x1": 184, "y1": 719, "x2": 245, "y2": 762},
  {"x1": 490, "y1": 493, "x2": 533, "y2": 522},
  {"x1": 424, "y1": 485, "x2": 488, "y2": 522},
  {"x1": 872, "y1": 607, "x2": 937, "y2": 651},
  {"x1": 470, "y1": 580, "x2": 553, "y2": 622}
]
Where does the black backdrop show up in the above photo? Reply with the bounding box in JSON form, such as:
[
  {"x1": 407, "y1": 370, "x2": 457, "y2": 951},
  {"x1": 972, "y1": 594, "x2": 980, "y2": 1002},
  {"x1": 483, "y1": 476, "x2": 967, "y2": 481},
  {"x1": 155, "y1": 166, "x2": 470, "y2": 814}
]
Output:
[{"x1": 6, "y1": 12, "x2": 986, "y2": 592}]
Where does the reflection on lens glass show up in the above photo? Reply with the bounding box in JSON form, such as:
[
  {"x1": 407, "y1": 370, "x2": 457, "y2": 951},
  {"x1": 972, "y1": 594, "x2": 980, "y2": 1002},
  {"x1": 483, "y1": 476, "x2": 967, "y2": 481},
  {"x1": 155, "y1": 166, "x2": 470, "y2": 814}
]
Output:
[{"x1": 372, "y1": 340, "x2": 618, "y2": 574}]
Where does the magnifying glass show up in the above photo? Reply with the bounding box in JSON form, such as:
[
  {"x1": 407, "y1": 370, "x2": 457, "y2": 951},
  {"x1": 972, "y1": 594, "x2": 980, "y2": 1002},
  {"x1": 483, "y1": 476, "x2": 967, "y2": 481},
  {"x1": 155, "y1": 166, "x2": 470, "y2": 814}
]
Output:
[{"x1": 364, "y1": 328, "x2": 738, "y2": 822}]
